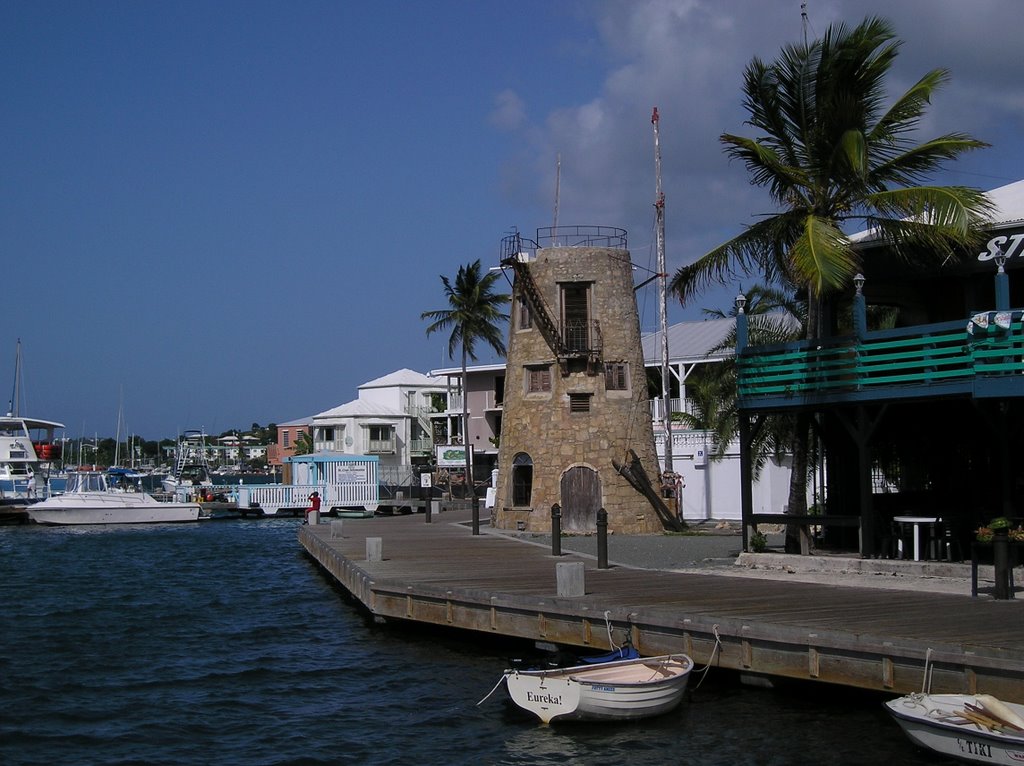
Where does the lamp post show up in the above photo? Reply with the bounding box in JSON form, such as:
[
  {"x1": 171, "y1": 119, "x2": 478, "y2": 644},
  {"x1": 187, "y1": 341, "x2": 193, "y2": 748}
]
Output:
[
  {"x1": 995, "y1": 246, "x2": 1010, "y2": 311},
  {"x1": 735, "y1": 292, "x2": 748, "y2": 352},
  {"x1": 853, "y1": 273, "x2": 867, "y2": 340}
]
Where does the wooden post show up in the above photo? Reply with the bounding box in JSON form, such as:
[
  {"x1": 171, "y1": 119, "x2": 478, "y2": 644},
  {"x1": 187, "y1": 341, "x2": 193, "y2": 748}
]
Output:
[
  {"x1": 597, "y1": 508, "x2": 608, "y2": 569},
  {"x1": 366, "y1": 537, "x2": 383, "y2": 562},
  {"x1": 556, "y1": 561, "x2": 585, "y2": 597},
  {"x1": 551, "y1": 503, "x2": 562, "y2": 556}
]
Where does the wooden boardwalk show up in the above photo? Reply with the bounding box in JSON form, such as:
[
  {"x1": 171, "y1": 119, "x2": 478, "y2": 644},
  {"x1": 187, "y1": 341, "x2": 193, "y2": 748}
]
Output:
[{"x1": 298, "y1": 509, "x2": 1024, "y2": 703}]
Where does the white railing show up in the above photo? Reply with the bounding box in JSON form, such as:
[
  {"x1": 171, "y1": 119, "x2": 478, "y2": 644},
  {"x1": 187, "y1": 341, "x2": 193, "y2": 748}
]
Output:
[
  {"x1": 237, "y1": 482, "x2": 379, "y2": 516},
  {"x1": 366, "y1": 437, "x2": 396, "y2": 454}
]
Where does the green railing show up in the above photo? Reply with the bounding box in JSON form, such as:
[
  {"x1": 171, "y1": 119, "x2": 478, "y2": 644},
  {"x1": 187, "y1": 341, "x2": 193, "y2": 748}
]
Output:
[{"x1": 737, "y1": 310, "x2": 1024, "y2": 401}]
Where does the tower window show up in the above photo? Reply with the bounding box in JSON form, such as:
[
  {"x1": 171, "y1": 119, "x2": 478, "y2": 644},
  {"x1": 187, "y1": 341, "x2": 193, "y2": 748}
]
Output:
[
  {"x1": 605, "y1": 362, "x2": 629, "y2": 391},
  {"x1": 526, "y1": 365, "x2": 552, "y2": 393},
  {"x1": 569, "y1": 393, "x2": 592, "y2": 413},
  {"x1": 511, "y1": 452, "x2": 533, "y2": 506}
]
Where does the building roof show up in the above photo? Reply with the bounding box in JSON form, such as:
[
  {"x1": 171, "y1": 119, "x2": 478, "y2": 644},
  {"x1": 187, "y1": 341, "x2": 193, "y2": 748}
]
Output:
[
  {"x1": 358, "y1": 368, "x2": 441, "y2": 389},
  {"x1": 641, "y1": 316, "x2": 735, "y2": 363},
  {"x1": 277, "y1": 415, "x2": 315, "y2": 427},
  {"x1": 986, "y1": 179, "x2": 1024, "y2": 228},
  {"x1": 851, "y1": 178, "x2": 1024, "y2": 243},
  {"x1": 312, "y1": 398, "x2": 407, "y2": 420}
]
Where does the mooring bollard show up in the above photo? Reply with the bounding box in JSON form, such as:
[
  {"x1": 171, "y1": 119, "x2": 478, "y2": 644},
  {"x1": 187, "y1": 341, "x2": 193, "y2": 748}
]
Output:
[
  {"x1": 551, "y1": 503, "x2": 562, "y2": 556},
  {"x1": 556, "y1": 561, "x2": 585, "y2": 597},
  {"x1": 597, "y1": 507, "x2": 608, "y2": 569},
  {"x1": 366, "y1": 537, "x2": 383, "y2": 562},
  {"x1": 330, "y1": 520, "x2": 344, "y2": 539}
]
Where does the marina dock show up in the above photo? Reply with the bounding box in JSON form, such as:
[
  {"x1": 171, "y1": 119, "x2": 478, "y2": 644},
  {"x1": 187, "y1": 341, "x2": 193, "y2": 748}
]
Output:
[{"x1": 299, "y1": 508, "x2": 1024, "y2": 703}]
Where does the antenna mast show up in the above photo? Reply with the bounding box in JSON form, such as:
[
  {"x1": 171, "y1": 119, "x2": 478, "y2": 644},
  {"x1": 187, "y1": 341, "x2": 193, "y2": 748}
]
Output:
[
  {"x1": 552, "y1": 153, "x2": 561, "y2": 236},
  {"x1": 652, "y1": 107, "x2": 673, "y2": 477}
]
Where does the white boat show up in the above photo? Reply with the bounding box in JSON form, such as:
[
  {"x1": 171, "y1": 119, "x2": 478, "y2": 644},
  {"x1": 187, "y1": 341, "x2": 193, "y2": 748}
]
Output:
[
  {"x1": 504, "y1": 653, "x2": 693, "y2": 723},
  {"x1": 1, "y1": 342, "x2": 65, "y2": 502},
  {"x1": 27, "y1": 470, "x2": 205, "y2": 525},
  {"x1": 162, "y1": 430, "x2": 214, "y2": 494},
  {"x1": 0, "y1": 415, "x2": 65, "y2": 502},
  {"x1": 886, "y1": 692, "x2": 1024, "y2": 764}
]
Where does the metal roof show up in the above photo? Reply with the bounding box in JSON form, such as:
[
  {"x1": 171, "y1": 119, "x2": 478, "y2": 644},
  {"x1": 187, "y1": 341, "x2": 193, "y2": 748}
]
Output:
[
  {"x1": 851, "y1": 178, "x2": 1024, "y2": 243},
  {"x1": 358, "y1": 368, "x2": 442, "y2": 389},
  {"x1": 312, "y1": 399, "x2": 407, "y2": 420},
  {"x1": 641, "y1": 316, "x2": 735, "y2": 363}
]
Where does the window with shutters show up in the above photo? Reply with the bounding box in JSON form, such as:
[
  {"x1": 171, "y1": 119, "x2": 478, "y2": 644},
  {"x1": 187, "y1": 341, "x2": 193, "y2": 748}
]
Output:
[
  {"x1": 517, "y1": 297, "x2": 532, "y2": 330},
  {"x1": 604, "y1": 362, "x2": 629, "y2": 391},
  {"x1": 526, "y1": 365, "x2": 552, "y2": 393}
]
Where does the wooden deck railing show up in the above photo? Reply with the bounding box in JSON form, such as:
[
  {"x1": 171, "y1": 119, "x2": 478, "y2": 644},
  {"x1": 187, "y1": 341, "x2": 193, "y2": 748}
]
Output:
[{"x1": 738, "y1": 310, "x2": 1024, "y2": 405}]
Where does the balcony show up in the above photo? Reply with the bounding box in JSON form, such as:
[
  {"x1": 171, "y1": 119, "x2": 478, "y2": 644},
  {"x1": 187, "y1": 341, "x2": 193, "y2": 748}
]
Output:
[
  {"x1": 562, "y1": 319, "x2": 602, "y2": 354},
  {"x1": 737, "y1": 309, "x2": 1024, "y2": 410},
  {"x1": 366, "y1": 437, "x2": 397, "y2": 454}
]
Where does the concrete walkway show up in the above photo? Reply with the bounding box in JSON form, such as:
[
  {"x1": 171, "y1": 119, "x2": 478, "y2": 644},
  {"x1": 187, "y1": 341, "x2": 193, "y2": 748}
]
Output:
[{"x1": 489, "y1": 521, "x2": 1009, "y2": 598}]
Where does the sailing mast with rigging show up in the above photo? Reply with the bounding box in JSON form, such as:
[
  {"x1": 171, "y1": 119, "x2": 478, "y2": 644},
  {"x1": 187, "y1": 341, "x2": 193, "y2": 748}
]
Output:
[{"x1": 652, "y1": 107, "x2": 674, "y2": 482}]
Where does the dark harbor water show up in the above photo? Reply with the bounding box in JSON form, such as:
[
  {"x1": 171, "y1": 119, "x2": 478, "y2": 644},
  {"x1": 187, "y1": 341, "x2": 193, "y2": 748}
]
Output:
[{"x1": 0, "y1": 520, "x2": 952, "y2": 765}]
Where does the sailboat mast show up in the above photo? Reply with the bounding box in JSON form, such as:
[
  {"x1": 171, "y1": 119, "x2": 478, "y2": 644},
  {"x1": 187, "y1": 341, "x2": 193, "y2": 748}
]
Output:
[
  {"x1": 8, "y1": 338, "x2": 22, "y2": 417},
  {"x1": 652, "y1": 107, "x2": 673, "y2": 475}
]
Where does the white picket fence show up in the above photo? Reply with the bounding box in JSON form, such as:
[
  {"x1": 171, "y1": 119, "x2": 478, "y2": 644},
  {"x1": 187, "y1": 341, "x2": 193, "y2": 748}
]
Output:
[{"x1": 237, "y1": 482, "x2": 379, "y2": 517}]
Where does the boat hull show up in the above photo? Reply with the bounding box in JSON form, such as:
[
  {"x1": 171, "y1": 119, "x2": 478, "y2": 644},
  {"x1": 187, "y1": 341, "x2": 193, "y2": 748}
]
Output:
[
  {"x1": 27, "y1": 494, "x2": 203, "y2": 525},
  {"x1": 505, "y1": 654, "x2": 692, "y2": 724},
  {"x1": 886, "y1": 694, "x2": 1024, "y2": 765}
]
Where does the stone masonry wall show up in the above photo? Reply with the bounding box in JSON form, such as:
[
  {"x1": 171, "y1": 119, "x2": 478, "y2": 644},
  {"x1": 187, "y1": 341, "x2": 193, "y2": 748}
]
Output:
[{"x1": 493, "y1": 245, "x2": 665, "y2": 534}]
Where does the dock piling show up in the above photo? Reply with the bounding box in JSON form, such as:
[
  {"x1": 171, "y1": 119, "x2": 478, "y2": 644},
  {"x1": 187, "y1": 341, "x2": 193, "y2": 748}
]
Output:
[
  {"x1": 330, "y1": 520, "x2": 344, "y2": 539},
  {"x1": 556, "y1": 561, "x2": 585, "y2": 597},
  {"x1": 367, "y1": 537, "x2": 383, "y2": 562}
]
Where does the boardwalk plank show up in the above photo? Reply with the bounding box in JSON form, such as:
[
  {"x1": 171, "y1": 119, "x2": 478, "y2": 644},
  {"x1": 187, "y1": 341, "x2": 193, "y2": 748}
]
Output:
[{"x1": 299, "y1": 510, "x2": 1024, "y2": 701}]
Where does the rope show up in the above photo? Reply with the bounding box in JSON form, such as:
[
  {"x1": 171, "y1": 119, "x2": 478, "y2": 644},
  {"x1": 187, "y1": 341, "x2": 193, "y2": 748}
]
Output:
[
  {"x1": 921, "y1": 647, "x2": 933, "y2": 694},
  {"x1": 476, "y1": 673, "x2": 508, "y2": 706},
  {"x1": 604, "y1": 610, "x2": 622, "y2": 651},
  {"x1": 690, "y1": 624, "x2": 723, "y2": 692}
]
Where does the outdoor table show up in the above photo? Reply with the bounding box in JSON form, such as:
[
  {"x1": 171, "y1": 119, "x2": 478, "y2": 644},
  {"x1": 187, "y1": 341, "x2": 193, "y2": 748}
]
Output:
[
  {"x1": 970, "y1": 540, "x2": 1022, "y2": 598},
  {"x1": 893, "y1": 516, "x2": 939, "y2": 561}
]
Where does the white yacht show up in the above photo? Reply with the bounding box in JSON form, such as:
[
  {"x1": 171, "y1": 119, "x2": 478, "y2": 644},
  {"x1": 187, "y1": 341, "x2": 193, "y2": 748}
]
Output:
[
  {"x1": 27, "y1": 470, "x2": 205, "y2": 525},
  {"x1": 0, "y1": 414, "x2": 65, "y2": 502}
]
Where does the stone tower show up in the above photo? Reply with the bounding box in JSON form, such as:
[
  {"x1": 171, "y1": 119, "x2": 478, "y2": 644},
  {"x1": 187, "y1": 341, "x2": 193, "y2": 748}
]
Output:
[{"x1": 493, "y1": 227, "x2": 672, "y2": 535}]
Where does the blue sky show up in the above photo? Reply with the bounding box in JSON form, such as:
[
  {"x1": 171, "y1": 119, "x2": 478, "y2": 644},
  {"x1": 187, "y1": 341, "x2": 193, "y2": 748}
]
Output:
[{"x1": 3, "y1": 0, "x2": 1022, "y2": 440}]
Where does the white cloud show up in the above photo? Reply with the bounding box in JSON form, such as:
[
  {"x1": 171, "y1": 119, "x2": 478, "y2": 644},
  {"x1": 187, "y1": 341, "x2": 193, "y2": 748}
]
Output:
[
  {"x1": 496, "y1": 0, "x2": 1024, "y2": 292},
  {"x1": 489, "y1": 89, "x2": 527, "y2": 132}
]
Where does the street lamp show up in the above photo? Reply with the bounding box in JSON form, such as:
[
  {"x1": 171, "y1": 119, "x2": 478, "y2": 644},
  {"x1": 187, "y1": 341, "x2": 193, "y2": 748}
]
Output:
[
  {"x1": 994, "y1": 243, "x2": 1010, "y2": 310},
  {"x1": 735, "y1": 292, "x2": 748, "y2": 352},
  {"x1": 854, "y1": 273, "x2": 866, "y2": 295}
]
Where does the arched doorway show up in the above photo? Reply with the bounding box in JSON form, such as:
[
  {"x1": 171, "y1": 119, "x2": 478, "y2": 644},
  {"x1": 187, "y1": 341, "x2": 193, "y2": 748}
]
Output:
[{"x1": 560, "y1": 466, "x2": 601, "y2": 532}]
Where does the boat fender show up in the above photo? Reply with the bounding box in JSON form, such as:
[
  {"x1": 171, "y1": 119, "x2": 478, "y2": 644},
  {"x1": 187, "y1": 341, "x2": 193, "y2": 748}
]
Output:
[{"x1": 976, "y1": 694, "x2": 1024, "y2": 730}]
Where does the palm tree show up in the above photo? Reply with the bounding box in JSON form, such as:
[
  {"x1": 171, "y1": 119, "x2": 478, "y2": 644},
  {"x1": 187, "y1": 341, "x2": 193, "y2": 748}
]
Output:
[
  {"x1": 670, "y1": 16, "x2": 992, "y2": 531},
  {"x1": 292, "y1": 430, "x2": 313, "y2": 457},
  {"x1": 422, "y1": 259, "x2": 510, "y2": 498}
]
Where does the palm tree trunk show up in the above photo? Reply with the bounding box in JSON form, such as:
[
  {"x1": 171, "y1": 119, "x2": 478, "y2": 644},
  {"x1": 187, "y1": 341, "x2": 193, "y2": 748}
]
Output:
[
  {"x1": 462, "y1": 345, "x2": 472, "y2": 499},
  {"x1": 785, "y1": 412, "x2": 811, "y2": 552},
  {"x1": 785, "y1": 289, "x2": 819, "y2": 552}
]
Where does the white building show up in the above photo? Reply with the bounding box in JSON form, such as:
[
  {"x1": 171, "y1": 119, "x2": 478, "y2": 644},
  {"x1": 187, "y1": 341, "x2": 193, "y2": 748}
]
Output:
[{"x1": 310, "y1": 368, "x2": 447, "y2": 482}]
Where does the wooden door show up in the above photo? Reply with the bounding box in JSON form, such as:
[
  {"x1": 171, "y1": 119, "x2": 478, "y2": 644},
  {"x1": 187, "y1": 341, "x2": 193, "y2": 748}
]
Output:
[{"x1": 561, "y1": 466, "x2": 601, "y2": 532}]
